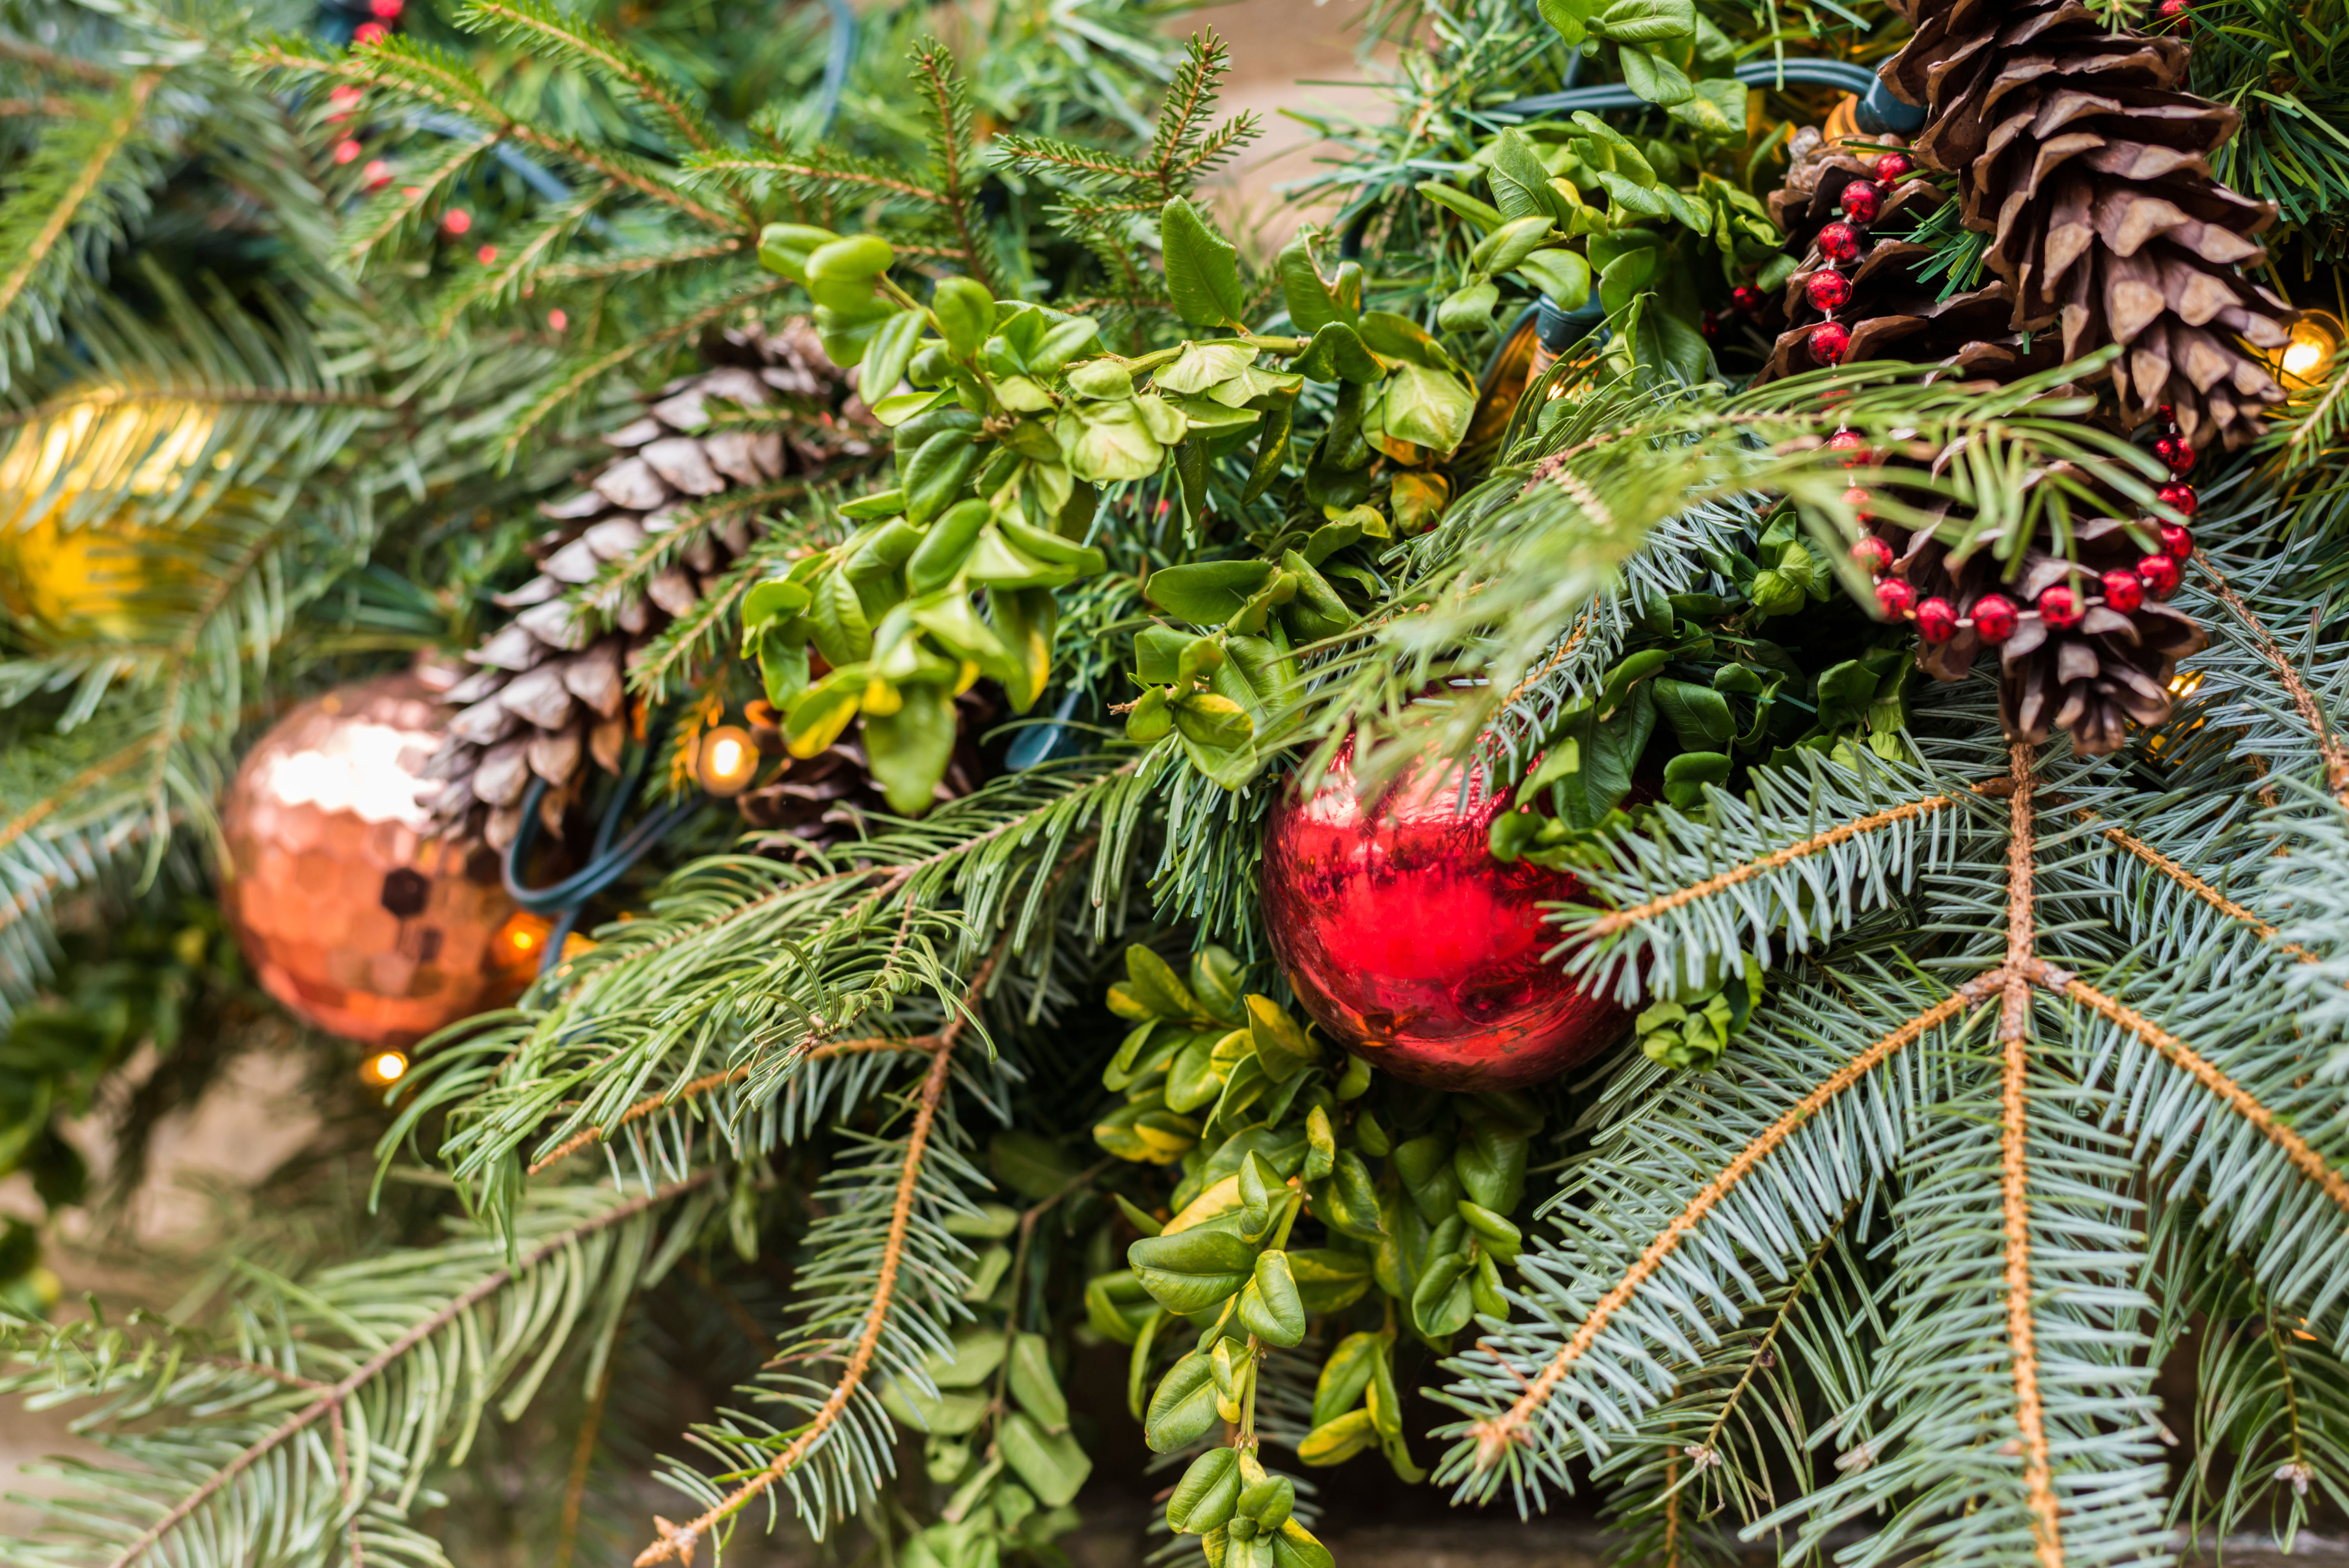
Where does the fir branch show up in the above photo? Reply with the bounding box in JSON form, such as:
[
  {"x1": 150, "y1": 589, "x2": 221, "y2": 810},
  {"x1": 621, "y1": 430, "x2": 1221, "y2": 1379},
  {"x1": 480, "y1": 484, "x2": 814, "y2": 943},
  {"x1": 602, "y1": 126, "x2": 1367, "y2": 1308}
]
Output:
[
  {"x1": 1452, "y1": 971, "x2": 2008, "y2": 1484},
  {"x1": 907, "y1": 39, "x2": 1002, "y2": 297},
  {"x1": 632, "y1": 956, "x2": 995, "y2": 1565},
  {"x1": 454, "y1": 0, "x2": 726, "y2": 159}
]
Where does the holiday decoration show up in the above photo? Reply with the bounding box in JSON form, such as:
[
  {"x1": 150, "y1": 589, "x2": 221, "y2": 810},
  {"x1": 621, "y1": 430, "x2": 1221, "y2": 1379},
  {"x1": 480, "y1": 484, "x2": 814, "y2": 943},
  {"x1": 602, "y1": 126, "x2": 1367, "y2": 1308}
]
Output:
[
  {"x1": 426, "y1": 321, "x2": 875, "y2": 848},
  {"x1": 221, "y1": 673, "x2": 535, "y2": 1046},
  {"x1": 0, "y1": 396, "x2": 217, "y2": 638},
  {"x1": 1261, "y1": 743, "x2": 1630, "y2": 1090},
  {"x1": 1884, "y1": 0, "x2": 2294, "y2": 450}
]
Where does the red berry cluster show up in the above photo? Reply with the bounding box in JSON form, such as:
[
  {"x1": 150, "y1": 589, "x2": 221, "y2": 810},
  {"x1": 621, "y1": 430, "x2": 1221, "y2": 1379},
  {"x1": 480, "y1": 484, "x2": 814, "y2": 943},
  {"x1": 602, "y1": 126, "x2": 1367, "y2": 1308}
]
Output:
[
  {"x1": 1845, "y1": 451, "x2": 2197, "y2": 643},
  {"x1": 1800, "y1": 152, "x2": 1910, "y2": 370}
]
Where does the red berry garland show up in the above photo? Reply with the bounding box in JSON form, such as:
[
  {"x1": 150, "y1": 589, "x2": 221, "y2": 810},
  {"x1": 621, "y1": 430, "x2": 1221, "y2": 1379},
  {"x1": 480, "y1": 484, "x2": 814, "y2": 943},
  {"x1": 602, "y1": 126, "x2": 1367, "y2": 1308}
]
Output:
[
  {"x1": 1806, "y1": 269, "x2": 1853, "y2": 313},
  {"x1": 2158, "y1": 481, "x2": 2197, "y2": 517},
  {"x1": 2100, "y1": 569, "x2": 2144, "y2": 614},
  {"x1": 1809, "y1": 321, "x2": 1853, "y2": 365},
  {"x1": 1972, "y1": 594, "x2": 2020, "y2": 643},
  {"x1": 1816, "y1": 221, "x2": 1866, "y2": 264}
]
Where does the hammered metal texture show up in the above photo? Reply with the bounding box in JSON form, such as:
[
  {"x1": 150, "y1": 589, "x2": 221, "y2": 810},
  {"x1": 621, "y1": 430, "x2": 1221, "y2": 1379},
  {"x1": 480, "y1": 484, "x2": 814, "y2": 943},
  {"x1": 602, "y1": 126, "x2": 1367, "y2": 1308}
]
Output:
[
  {"x1": 1262, "y1": 743, "x2": 1630, "y2": 1091},
  {"x1": 221, "y1": 674, "x2": 527, "y2": 1046}
]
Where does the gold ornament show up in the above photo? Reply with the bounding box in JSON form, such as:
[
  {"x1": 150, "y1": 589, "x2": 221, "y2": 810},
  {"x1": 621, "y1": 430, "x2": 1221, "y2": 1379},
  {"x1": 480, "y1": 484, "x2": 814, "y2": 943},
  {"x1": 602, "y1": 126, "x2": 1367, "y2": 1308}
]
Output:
[
  {"x1": 0, "y1": 394, "x2": 218, "y2": 637},
  {"x1": 221, "y1": 673, "x2": 536, "y2": 1047}
]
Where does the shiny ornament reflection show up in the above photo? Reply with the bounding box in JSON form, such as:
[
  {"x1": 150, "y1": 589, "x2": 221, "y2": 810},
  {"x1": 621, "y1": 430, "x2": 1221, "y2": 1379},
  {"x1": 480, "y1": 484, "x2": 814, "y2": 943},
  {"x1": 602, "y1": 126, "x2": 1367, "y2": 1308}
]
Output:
[
  {"x1": 221, "y1": 673, "x2": 532, "y2": 1046},
  {"x1": 1262, "y1": 743, "x2": 1631, "y2": 1090}
]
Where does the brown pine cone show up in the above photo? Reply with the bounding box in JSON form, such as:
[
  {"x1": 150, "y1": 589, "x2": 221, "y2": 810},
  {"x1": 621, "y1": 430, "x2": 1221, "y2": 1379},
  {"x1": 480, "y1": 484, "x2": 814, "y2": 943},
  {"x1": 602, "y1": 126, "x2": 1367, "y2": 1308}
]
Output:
[
  {"x1": 425, "y1": 319, "x2": 875, "y2": 848},
  {"x1": 1877, "y1": 485, "x2": 2206, "y2": 754},
  {"x1": 1882, "y1": 0, "x2": 2294, "y2": 450}
]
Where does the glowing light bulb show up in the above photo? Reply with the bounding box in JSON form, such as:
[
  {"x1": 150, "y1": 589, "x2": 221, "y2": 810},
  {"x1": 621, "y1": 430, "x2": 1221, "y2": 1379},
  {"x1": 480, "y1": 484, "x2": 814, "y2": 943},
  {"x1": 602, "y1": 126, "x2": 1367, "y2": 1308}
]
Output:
[
  {"x1": 696, "y1": 724, "x2": 759, "y2": 797},
  {"x1": 2276, "y1": 312, "x2": 2344, "y2": 390},
  {"x1": 360, "y1": 1049, "x2": 410, "y2": 1088}
]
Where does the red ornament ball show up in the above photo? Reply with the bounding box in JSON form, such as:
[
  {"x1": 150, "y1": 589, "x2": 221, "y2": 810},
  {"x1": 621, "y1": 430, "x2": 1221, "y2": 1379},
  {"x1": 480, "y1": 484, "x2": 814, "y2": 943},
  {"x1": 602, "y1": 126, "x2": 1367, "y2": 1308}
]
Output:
[
  {"x1": 1730, "y1": 284, "x2": 1764, "y2": 314},
  {"x1": 1817, "y1": 221, "x2": 1866, "y2": 263},
  {"x1": 1972, "y1": 593, "x2": 2020, "y2": 642},
  {"x1": 1851, "y1": 535, "x2": 1894, "y2": 573},
  {"x1": 2159, "y1": 522, "x2": 2194, "y2": 560},
  {"x1": 1876, "y1": 577, "x2": 1916, "y2": 617},
  {"x1": 2139, "y1": 552, "x2": 2182, "y2": 598},
  {"x1": 1873, "y1": 151, "x2": 1914, "y2": 182},
  {"x1": 1842, "y1": 483, "x2": 1877, "y2": 521},
  {"x1": 2158, "y1": 0, "x2": 2191, "y2": 27},
  {"x1": 1916, "y1": 597, "x2": 1958, "y2": 642},
  {"x1": 2155, "y1": 433, "x2": 2197, "y2": 474},
  {"x1": 2158, "y1": 481, "x2": 2197, "y2": 517},
  {"x1": 2038, "y1": 584, "x2": 2084, "y2": 630},
  {"x1": 1828, "y1": 429, "x2": 1873, "y2": 466},
  {"x1": 1700, "y1": 312, "x2": 1724, "y2": 342},
  {"x1": 2101, "y1": 568, "x2": 2145, "y2": 614},
  {"x1": 1806, "y1": 269, "x2": 1853, "y2": 313},
  {"x1": 1839, "y1": 180, "x2": 1884, "y2": 224},
  {"x1": 1810, "y1": 321, "x2": 1853, "y2": 365},
  {"x1": 221, "y1": 674, "x2": 534, "y2": 1046},
  {"x1": 1261, "y1": 742, "x2": 1631, "y2": 1090}
]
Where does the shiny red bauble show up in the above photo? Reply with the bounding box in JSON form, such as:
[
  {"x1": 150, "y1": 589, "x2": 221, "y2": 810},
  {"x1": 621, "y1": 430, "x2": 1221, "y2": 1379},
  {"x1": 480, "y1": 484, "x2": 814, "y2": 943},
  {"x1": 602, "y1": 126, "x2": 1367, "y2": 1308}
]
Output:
[
  {"x1": 2158, "y1": 0, "x2": 2191, "y2": 27},
  {"x1": 1806, "y1": 269, "x2": 1853, "y2": 312},
  {"x1": 1829, "y1": 429, "x2": 1873, "y2": 466},
  {"x1": 1839, "y1": 181, "x2": 1884, "y2": 224},
  {"x1": 2101, "y1": 568, "x2": 2145, "y2": 613},
  {"x1": 2155, "y1": 433, "x2": 2197, "y2": 474},
  {"x1": 1972, "y1": 593, "x2": 2020, "y2": 642},
  {"x1": 2139, "y1": 552, "x2": 2182, "y2": 597},
  {"x1": 1817, "y1": 222, "x2": 1866, "y2": 263},
  {"x1": 2039, "y1": 584, "x2": 2084, "y2": 629},
  {"x1": 1851, "y1": 535, "x2": 1894, "y2": 573},
  {"x1": 1875, "y1": 577, "x2": 1916, "y2": 617},
  {"x1": 1873, "y1": 151, "x2": 1914, "y2": 182},
  {"x1": 2160, "y1": 522, "x2": 2194, "y2": 560},
  {"x1": 1915, "y1": 597, "x2": 1957, "y2": 642},
  {"x1": 2158, "y1": 481, "x2": 2197, "y2": 517},
  {"x1": 1810, "y1": 321, "x2": 1853, "y2": 365},
  {"x1": 1261, "y1": 744, "x2": 1631, "y2": 1090},
  {"x1": 1730, "y1": 284, "x2": 1764, "y2": 314}
]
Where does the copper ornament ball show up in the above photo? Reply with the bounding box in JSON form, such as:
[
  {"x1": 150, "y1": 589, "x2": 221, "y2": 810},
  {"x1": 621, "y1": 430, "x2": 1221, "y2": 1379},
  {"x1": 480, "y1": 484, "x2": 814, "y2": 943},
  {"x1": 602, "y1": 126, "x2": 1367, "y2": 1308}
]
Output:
[
  {"x1": 220, "y1": 673, "x2": 532, "y2": 1046},
  {"x1": 1261, "y1": 742, "x2": 1631, "y2": 1091}
]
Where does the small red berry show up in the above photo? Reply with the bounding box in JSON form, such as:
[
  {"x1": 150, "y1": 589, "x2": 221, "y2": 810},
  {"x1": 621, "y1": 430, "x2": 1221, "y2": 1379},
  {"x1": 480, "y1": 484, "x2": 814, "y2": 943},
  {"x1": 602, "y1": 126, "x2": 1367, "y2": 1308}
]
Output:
[
  {"x1": 1873, "y1": 151, "x2": 1915, "y2": 182},
  {"x1": 1852, "y1": 535, "x2": 1895, "y2": 573},
  {"x1": 1829, "y1": 429, "x2": 1873, "y2": 467},
  {"x1": 1877, "y1": 577, "x2": 1917, "y2": 617},
  {"x1": 2155, "y1": 433, "x2": 2196, "y2": 474},
  {"x1": 371, "y1": 0, "x2": 403, "y2": 15},
  {"x1": 476, "y1": 244, "x2": 498, "y2": 264},
  {"x1": 1806, "y1": 269, "x2": 1853, "y2": 313},
  {"x1": 440, "y1": 208, "x2": 472, "y2": 236},
  {"x1": 1916, "y1": 597, "x2": 1958, "y2": 642},
  {"x1": 1730, "y1": 284, "x2": 1764, "y2": 314},
  {"x1": 362, "y1": 159, "x2": 392, "y2": 190},
  {"x1": 353, "y1": 20, "x2": 389, "y2": 43},
  {"x1": 333, "y1": 139, "x2": 362, "y2": 165},
  {"x1": 1700, "y1": 312, "x2": 1724, "y2": 341},
  {"x1": 2159, "y1": 522, "x2": 2193, "y2": 560},
  {"x1": 2139, "y1": 553, "x2": 2182, "y2": 598},
  {"x1": 1840, "y1": 180, "x2": 1884, "y2": 224},
  {"x1": 1843, "y1": 485, "x2": 1877, "y2": 521},
  {"x1": 2157, "y1": 481, "x2": 2197, "y2": 517},
  {"x1": 1972, "y1": 593, "x2": 2020, "y2": 642},
  {"x1": 1817, "y1": 221, "x2": 1866, "y2": 264},
  {"x1": 2158, "y1": 403, "x2": 2177, "y2": 422},
  {"x1": 1810, "y1": 320, "x2": 1853, "y2": 366},
  {"x1": 2101, "y1": 568, "x2": 2145, "y2": 613},
  {"x1": 2039, "y1": 584, "x2": 2084, "y2": 630},
  {"x1": 2158, "y1": 0, "x2": 2191, "y2": 27},
  {"x1": 548, "y1": 308, "x2": 569, "y2": 331}
]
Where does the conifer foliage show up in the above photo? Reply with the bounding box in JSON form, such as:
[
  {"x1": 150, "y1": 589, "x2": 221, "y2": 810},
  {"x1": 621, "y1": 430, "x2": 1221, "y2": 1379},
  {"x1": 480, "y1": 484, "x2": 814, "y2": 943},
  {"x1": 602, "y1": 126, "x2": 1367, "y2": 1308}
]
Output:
[{"x1": 6, "y1": 0, "x2": 2349, "y2": 1565}]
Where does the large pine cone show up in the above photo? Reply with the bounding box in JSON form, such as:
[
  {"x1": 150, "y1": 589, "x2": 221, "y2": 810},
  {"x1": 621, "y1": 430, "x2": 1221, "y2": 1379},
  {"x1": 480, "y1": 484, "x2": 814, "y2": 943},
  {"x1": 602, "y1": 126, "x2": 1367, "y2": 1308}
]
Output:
[
  {"x1": 1756, "y1": 138, "x2": 2056, "y2": 384},
  {"x1": 1884, "y1": 0, "x2": 2293, "y2": 450},
  {"x1": 425, "y1": 320, "x2": 875, "y2": 848}
]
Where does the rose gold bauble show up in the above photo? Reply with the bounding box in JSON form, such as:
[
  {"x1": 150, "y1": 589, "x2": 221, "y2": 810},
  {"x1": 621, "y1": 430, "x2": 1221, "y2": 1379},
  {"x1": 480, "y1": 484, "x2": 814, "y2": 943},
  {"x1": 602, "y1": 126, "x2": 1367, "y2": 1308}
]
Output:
[
  {"x1": 1262, "y1": 742, "x2": 1631, "y2": 1091},
  {"x1": 221, "y1": 673, "x2": 532, "y2": 1046}
]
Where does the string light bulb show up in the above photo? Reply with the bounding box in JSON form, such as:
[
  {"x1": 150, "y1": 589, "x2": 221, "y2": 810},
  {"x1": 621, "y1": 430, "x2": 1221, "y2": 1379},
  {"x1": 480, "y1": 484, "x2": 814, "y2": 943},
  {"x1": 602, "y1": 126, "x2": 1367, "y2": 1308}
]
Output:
[
  {"x1": 2277, "y1": 310, "x2": 2344, "y2": 390},
  {"x1": 360, "y1": 1049, "x2": 409, "y2": 1089},
  {"x1": 696, "y1": 724, "x2": 759, "y2": 797},
  {"x1": 494, "y1": 909, "x2": 554, "y2": 971}
]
